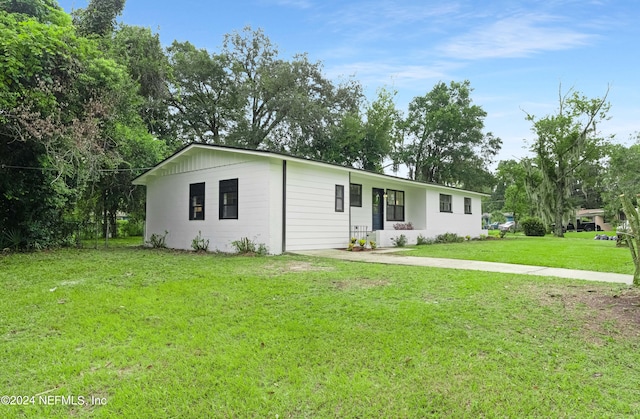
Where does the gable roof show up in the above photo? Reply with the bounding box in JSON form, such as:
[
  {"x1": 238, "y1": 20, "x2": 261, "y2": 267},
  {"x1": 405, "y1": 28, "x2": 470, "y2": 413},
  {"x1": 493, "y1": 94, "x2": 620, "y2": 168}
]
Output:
[{"x1": 132, "y1": 143, "x2": 489, "y2": 197}]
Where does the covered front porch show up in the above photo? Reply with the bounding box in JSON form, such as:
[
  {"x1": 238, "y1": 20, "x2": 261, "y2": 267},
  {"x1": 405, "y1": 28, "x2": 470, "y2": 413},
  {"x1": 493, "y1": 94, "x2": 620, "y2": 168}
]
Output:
[{"x1": 347, "y1": 172, "x2": 482, "y2": 248}]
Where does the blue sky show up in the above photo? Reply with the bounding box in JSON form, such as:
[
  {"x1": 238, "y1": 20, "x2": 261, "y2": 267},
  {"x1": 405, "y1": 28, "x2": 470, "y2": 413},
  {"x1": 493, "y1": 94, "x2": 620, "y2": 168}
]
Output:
[{"x1": 57, "y1": 0, "x2": 640, "y2": 164}]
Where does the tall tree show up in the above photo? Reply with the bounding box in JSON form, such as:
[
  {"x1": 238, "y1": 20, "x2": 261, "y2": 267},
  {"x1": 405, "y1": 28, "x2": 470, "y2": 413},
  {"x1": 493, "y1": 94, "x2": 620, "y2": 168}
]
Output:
[
  {"x1": 398, "y1": 80, "x2": 501, "y2": 190},
  {"x1": 109, "y1": 24, "x2": 172, "y2": 142},
  {"x1": 167, "y1": 26, "x2": 362, "y2": 157},
  {"x1": 1, "y1": 2, "x2": 108, "y2": 246},
  {"x1": 266, "y1": 57, "x2": 362, "y2": 158},
  {"x1": 222, "y1": 26, "x2": 281, "y2": 148},
  {"x1": 1, "y1": 0, "x2": 162, "y2": 246},
  {"x1": 0, "y1": 0, "x2": 66, "y2": 23},
  {"x1": 495, "y1": 159, "x2": 531, "y2": 223},
  {"x1": 601, "y1": 139, "x2": 640, "y2": 221},
  {"x1": 318, "y1": 87, "x2": 399, "y2": 172},
  {"x1": 166, "y1": 41, "x2": 240, "y2": 145},
  {"x1": 570, "y1": 159, "x2": 606, "y2": 209},
  {"x1": 73, "y1": 0, "x2": 125, "y2": 37},
  {"x1": 525, "y1": 86, "x2": 610, "y2": 237},
  {"x1": 223, "y1": 26, "x2": 361, "y2": 151}
]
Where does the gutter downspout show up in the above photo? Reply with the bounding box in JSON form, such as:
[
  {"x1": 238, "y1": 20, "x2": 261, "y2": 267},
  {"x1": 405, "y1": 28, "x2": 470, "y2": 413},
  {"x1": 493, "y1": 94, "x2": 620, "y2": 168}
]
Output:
[
  {"x1": 282, "y1": 160, "x2": 287, "y2": 254},
  {"x1": 348, "y1": 171, "x2": 352, "y2": 243}
]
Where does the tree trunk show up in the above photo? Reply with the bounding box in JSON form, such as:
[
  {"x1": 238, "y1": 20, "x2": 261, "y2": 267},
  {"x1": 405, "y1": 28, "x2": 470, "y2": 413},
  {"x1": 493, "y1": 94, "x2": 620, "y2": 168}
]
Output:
[
  {"x1": 102, "y1": 190, "x2": 108, "y2": 238},
  {"x1": 631, "y1": 243, "x2": 640, "y2": 286},
  {"x1": 554, "y1": 181, "x2": 565, "y2": 237},
  {"x1": 619, "y1": 194, "x2": 640, "y2": 286},
  {"x1": 110, "y1": 211, "x2": 117, "y2": 239}
]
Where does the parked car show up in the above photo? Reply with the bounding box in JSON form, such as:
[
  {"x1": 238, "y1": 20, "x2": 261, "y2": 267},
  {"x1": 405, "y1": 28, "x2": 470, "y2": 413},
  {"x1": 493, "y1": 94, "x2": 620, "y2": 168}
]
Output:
[{"x1": 498, "y1": 221, "x2": 516, "y2": 232}]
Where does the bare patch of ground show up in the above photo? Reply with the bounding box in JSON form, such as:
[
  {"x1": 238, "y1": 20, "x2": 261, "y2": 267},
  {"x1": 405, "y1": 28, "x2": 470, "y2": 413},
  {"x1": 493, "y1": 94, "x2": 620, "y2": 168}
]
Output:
[
  {"x1": 535, "y1": 284, "x2": 640, "y2": 339},
  {"x1": 332, "y1": 278, "x2": 391, "y2": 290},
  {"x1": 263, "y1": 261, "x2": 336, "y2": 275}
]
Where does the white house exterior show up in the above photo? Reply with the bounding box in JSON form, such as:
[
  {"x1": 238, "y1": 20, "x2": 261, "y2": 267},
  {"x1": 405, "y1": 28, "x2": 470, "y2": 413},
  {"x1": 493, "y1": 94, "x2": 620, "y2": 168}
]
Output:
[{"x1": 132, "y1": 144, "x2": 487, "y2": 254}]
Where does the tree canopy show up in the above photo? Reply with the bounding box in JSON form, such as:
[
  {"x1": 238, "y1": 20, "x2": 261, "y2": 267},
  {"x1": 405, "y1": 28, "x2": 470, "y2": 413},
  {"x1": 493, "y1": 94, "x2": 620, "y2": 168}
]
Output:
[
  {"x1": 0, "y1": 0, "x2": 164, "y2": 248},
  {"x1": 524, "y1": 86, "x2": 610, "y2": 237},
  {"x1": 167, "y1": 26, "x2": 364, "y2": 162},
  {"x1": 397, "y1": 80, "x2": 501, "y2": 190}
]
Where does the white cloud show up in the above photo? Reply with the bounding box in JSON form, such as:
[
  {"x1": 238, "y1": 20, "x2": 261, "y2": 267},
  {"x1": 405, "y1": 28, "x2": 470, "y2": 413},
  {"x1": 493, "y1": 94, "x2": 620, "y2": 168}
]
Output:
[
  {"x1": 440, "y1": 13, "x2": 595, "y2": 60},
  {"x1": 322, "y1": 1, "x2": 461, "y2": 43},
  {"x1": 324, "y1": 61, "x2": 456, "y2": 89}
]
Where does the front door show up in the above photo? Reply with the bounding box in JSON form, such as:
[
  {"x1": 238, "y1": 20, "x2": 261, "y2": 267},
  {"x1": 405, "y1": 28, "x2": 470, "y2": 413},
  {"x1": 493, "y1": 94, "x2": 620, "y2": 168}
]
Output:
[{"x1": 372, "y1": 188, "x2": 384, "y2": 230}]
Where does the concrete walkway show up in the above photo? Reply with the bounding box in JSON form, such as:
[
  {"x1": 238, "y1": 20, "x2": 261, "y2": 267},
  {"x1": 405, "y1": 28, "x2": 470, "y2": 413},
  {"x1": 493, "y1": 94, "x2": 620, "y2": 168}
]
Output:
[{"x1": 294, "y1": 248, "x2": 634, "y2": 285}]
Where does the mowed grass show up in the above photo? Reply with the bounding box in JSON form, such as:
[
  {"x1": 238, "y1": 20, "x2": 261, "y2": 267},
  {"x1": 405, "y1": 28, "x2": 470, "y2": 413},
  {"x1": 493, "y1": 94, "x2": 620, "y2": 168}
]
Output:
[
  {"x1": 2, "y1": 245, "x2": 640, "y2": 417},
  {"x1": 405, "y1": 231, "x2": 634, "y2": 274}
]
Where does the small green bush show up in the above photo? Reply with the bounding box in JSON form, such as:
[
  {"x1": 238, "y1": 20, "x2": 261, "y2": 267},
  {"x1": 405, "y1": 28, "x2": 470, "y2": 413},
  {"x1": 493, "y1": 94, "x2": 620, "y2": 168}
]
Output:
[
  {"x1": 191, "y1": 231, "x2": 210, "y2": 252},
  {"x1": 391, "y1": 234, "x2": 408, "y2": 247},
  {"x1": 231, "y1": 237, "x2": 268, "y2": 255},
  {"x1": 2, "y1": 228, "x2": 24, "y2": 250},
  {"x1": 119, "y1": 219, "x2": 144, "y2": 237},
  {"x1": 434, "y1": 232, "x2": 464, "y2": 244},
  {"x1": 416, "y1": 234, "x2": 434, "y2": 245},
  {"x1": 521, "y1": 217, "x2": 546, "y2": 237},
  {"x1": 147, "y1": 231, "x2": 168, "y2": 248}
]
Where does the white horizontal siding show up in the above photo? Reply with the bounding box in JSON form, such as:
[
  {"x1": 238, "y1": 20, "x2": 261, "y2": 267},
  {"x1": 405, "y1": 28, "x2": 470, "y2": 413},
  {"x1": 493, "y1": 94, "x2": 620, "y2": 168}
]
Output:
[
  {"x1": 155, "y1": 148, "x2": 252, "y2": 178},
  {"x1": 426, "y1": 191, "x2": 482, "y2": 238},
  {"x1": 285, "y1": 161, "x2": 349, "y2": 251},
  {"x1": 145, "y1": 151, "x2": 280, "y2": 253}
]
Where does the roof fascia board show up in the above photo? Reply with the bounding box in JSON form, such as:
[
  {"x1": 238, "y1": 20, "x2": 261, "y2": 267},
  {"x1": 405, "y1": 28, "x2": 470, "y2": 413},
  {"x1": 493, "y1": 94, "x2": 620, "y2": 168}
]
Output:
[{"x1": 133, "y1": 143, "x2": 489, "y2": 197}]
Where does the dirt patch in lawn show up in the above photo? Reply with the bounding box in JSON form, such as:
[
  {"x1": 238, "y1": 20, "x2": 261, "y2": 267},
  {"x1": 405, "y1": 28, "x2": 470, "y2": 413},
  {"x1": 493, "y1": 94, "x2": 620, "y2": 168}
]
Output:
[
  {"x1": 538, "y1": 284, "x2": 640, "y2": 339},
  {"x1": 263, "y1": 261, "x2": 336, "y2": 275},
  {"x1": 286, "y1": 261, "x2": 334, "y2": 272},
  {"x1": 332, "y1": 278, "x2": 391, "y2": 290}
]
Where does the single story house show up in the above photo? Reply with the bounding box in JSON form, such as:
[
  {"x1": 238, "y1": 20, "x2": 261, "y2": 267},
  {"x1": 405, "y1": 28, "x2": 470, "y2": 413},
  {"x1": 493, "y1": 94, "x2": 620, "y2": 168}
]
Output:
[
  {"x1": 132, "y1": 144, "x2": 488, "y2": 253},
  {"x1": 575, "y1": 208, "x2": 612, "y2": 231}
]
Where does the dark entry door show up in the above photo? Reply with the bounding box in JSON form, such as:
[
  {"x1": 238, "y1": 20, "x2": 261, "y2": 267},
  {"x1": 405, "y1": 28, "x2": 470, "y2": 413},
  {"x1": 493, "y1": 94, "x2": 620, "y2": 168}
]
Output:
[{"x1": 372, "y1": 188, "x2": 384, "y2": 230}]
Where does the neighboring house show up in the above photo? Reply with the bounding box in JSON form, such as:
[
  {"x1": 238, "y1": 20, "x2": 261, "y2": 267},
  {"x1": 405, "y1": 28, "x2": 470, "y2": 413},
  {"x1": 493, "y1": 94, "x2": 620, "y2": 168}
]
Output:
[
  {"x1": 575, "y1": 208, "x2": 612, "y2": 231},
  {"x1": 132, "y1": 144, "x2": 487, "y2": 254}
]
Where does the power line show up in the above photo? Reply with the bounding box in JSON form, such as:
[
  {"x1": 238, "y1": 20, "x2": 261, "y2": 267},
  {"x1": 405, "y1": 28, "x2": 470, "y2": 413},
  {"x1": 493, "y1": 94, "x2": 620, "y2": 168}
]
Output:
[{"x1": 0, "y1": 164, "x2": 153, "y2": 173}]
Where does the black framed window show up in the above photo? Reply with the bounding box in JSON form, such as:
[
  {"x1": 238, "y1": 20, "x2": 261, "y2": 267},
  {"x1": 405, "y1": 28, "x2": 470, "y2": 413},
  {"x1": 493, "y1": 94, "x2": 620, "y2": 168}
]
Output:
[
  {"x1": 464, "y1": 197, "x2": 472, "y2": 214},
  {"x1": 189, "y1": 182, "x2": 205, "y2": 220},
  {"x1": 386, "y1": 189, "x2": 405, "y2": 221},
  {"x1": 335, "y1": 185, "x2": 344, "y2": 212},
  {"x1": 440, "y1": 194, "x2": 452, "y2": 213},
  {"x1": 219, "y1": 179, "x2": 238, "y2": 219},
  {"x1": 350, "y1": 183, "x2": 362, "y2": 207}
]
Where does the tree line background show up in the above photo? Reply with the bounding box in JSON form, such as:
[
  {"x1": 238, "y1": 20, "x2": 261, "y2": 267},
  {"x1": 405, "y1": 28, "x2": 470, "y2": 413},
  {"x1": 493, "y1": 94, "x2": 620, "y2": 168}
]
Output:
[{"x1": 1, "y1": 0, "x2": 638, "y2": 249}]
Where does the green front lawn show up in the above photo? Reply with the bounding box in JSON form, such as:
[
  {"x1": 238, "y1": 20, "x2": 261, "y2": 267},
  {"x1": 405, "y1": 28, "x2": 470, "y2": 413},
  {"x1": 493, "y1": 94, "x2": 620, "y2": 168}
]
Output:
[
  {"x1": 405, "y1": 232, "x2": 633, "y2": 274},
  {"x1": 2, "y1": 247, "x2": 640, "y2": 417}
]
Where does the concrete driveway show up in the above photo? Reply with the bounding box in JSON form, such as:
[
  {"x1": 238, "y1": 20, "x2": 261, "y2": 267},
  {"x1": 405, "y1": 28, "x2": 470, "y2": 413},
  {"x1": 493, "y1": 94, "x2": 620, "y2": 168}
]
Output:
[{"x1": 294, "y1": 248, "x2": 633, "y2": 285}]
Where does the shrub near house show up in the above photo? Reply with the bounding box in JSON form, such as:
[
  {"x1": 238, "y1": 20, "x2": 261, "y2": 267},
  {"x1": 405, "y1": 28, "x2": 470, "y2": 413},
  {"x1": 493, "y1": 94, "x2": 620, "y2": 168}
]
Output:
[{"x1": 521, "y1": 217, "x2": 546, "y2": 236}]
